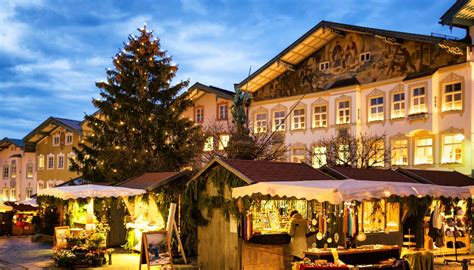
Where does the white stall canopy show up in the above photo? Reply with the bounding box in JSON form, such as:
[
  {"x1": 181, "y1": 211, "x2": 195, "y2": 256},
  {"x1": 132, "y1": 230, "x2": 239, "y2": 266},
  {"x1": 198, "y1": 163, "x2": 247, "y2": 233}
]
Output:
[
  {"x1": 37, "y1": 184, "x2": 146, "y2": 200},
  {"x1": 232, "y1": 179, "x2": 471, "y2": 203}
]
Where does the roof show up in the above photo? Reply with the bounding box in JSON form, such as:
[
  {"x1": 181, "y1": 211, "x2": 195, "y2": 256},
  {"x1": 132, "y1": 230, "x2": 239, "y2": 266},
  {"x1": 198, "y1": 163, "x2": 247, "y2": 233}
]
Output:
[
  {"x1": 0, "y1": 138, "x2": 24, "y2": 151},
  {"x1": 191, "y1": 157, "x2": 334, "y2": 184},
  {"x1": 116, "y1": 171, "x2": 189, "y2": 191},
  {"x1": 396, "y1": 168, "x2": 474, "y2": 187},
  {"x1": 23, "y1": 116, "x2": 82, "y2": 152},
  {"x1": 236, "y1": 20, "x2": 467, "y2": 93},
  {"x1": 187, "y1": 82, "x2": 234, "y2": 101},
  {"x1": 440, "y1": 0, "x2": 474, "y2": 27},
  {"x1": 321, "y1": 166, "x2": 418, "y2": 183}
]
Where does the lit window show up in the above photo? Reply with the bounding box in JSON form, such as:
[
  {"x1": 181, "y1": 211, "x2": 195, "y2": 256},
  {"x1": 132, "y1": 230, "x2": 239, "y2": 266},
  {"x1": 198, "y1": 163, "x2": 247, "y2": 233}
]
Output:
[
  {"x1": 313, "y1": 105, "x2": 327, "y2": 128},
  {"x1": 443, "y1": 82, "x2": 462, "y2": 111},
  {"x1": 204, "y1": 137, "x2": 214, "y2": 151},
  {"x1": 65, "y1": 133, "x2": 73, "y2": 145},
  {"x1": 57, "y1": 154, "x2": 65, "y2": 169},
  {"x1": 392, "y1": 92, "x2": 405, "y2": 119},
  {"x1": 338, "y1": 144, "x2": 350, "y2": 164},
  {"x1": 2, "y1": 165, "x2": 8, "y2": 179},
  {"x1": 311, "y1": 146, "x2": 327, "y2": 168},
  {"x1": 2, "y1": 188, "x2": 8, "y2": 201},
  {"x1": 10, "y1": 160, "x2": 16, "y2": 179},
  {"x1": 26, "y1": 163, "x2": 33, "y2": 178},
  {"x1": 369, "y1": 140, "x2": 385, "y2": 167},
  {"x1": 47, "y1": 155, "x2": 54, "y2": 169},
  {"x1": 319, "y1": 61, "x2": 329, "y2": 71},
  {"x1": 195, "y1": 107, "x2": 204, "y2": 123},
  {"x1": 291, "y1": 148, "x2": 306, "y2": 163},
  {"x1": 10, "y1": 188, "x2": 16, "y2": 201},
  {"x1": 391, "y1": 139, "x2": 408, "y2": 166},
  {"x1": 359, "y1": 200, "x2": 399, "y2": 233},
  {"x1": 53, "y1": 134, "x2": 60, "y2": 146},
  {"x1": 218, "y1": 134, "x2": 230, "y2": 150},
  {"x1": 292, "y1": 108, "x2": 305, "y2": 130},
  {"x1": 218, "y1": 104, "x2": 228, "y2": 120},
  {"x1": 254, "y1": 113, "x2": 268, "y2": 133},
  {"x1": 442, "y1": 134, "x2": 464, "y2": 164},
  {"x1": 360, "y1": 52, "x2": 371, "y2": 62},
  {"x1": 26, "y1": 188, "x2": 33, "y2": 200},
  {"x1": 415, "y1": 137, "x2": 433, "y2": 165},
  {"x1": 337, "y1": 101, "x2": 350, "y2": 124},
  {"x1": 411, "y1": 87, "x2": 426, "y2": 114},
  {"x1": 38, "y1": 155, "x2": 45, "y2": 170},
  {"x1": 273, "y1": 110, "x2": 286, "y2": 131},
  {"x1": 38, "y1": 182, "x2": 44, "y2": 190},
  {"x1": 369, "y1": 96, "x2": 384, "y2": 122}
]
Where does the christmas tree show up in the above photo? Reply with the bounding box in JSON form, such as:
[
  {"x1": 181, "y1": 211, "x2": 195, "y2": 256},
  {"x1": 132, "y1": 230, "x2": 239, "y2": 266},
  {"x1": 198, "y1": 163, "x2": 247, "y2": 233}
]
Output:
[{"x1": 72, "y1": 25, "x2": 204, "y2": 182}]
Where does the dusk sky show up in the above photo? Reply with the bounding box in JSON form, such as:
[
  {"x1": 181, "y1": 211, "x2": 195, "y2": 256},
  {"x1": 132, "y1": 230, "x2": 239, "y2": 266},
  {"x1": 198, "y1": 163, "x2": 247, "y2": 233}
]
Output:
[{"x1": 0, "y1": 0, "x2": 465, "y2": 139}]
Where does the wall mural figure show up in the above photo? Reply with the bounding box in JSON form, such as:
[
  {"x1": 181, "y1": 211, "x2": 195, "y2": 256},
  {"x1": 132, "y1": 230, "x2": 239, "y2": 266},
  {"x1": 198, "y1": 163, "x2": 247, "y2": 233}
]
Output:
[{"x1": 254, "y1": 32, "x2": 465, "y2": 101}]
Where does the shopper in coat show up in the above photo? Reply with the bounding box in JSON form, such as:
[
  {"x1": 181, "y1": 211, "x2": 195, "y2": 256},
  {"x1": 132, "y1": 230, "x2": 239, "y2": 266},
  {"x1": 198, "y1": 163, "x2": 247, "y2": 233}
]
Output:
[{"x1": 288, "y1": 210, "x2": 309, "y2": 260}]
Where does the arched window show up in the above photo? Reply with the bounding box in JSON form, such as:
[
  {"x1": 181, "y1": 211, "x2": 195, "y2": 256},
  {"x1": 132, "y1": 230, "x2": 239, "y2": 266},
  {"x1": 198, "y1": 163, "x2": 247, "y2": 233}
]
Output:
[{"x1": 10, "y1": 160, "x2": 16, "y2": 179}]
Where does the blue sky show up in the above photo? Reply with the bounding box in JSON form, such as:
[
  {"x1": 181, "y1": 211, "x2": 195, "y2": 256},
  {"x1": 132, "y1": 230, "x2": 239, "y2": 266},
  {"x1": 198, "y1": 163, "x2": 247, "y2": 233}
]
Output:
[{"x1": 0, "y1": 0, "x2": 465, "y2": 139}]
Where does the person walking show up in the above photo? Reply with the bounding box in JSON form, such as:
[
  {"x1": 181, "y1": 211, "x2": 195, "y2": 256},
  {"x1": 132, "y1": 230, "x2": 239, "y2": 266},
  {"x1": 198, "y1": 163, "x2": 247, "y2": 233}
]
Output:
[{"x1": 288, "y1": 210, "x2": 309, "y2": 261}]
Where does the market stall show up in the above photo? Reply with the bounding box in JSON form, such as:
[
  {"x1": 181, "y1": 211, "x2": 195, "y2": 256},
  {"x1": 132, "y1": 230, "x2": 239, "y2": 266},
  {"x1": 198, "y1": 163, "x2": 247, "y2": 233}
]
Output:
[
  {"x1": 0, "y1": 201, "x2": 13, "y2": 236},
  {"x1": 37, "y1": 184, "x2": 145, "y2": 267},
  {"x1": 5, "y1": 201, "x2": 38, "y2": 235}
]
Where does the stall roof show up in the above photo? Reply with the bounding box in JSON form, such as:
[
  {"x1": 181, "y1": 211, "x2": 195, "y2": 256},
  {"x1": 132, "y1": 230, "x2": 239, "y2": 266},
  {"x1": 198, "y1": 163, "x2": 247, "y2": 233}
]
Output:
[
  {"x1": 321, "y1": 166, "x2": 418, "y2": 183},
  {"x1": 37, "y1": 184, "x2": 146, "y2": 200},
  {"x1": 396, "y1": 168, "x2": 474, "y2": 186},
  {"x1": 116, "y1": 171, "x2": 189, "y2": 191},
  {"x1": 191, "y1": 157, "x2": 335, "y2": 184}
]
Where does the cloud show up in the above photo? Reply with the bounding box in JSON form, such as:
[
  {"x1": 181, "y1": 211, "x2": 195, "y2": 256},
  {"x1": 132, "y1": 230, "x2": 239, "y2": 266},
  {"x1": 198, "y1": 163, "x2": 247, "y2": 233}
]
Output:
[{"x1": 180, "y1": 0, "x2": 208, "y2": 15}]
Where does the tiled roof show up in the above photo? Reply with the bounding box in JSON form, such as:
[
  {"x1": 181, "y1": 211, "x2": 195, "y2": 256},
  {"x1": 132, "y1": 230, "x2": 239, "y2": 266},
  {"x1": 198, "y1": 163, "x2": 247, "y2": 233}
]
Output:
[
  {"x1": 116, "y1": 171, "x2": 188, "y2": 190},
  {"x1": 397, "y1": 168, "x2": 474, "y2": 187},
  {"x1": 53, "y1": 117, "x2": 83, "y2": 132},
  {"x1": 322, "y1": 166, "x2": 418, "y2": 183},
  {"x1": 220, "y1": 159, "x2": 334, "y2": 183},
  {"x1": 187, "y1": 82, "x2": 234, "y2": 100},
  {"x1": 0, "y1": 138, "x2": 24, "y2": 151}
]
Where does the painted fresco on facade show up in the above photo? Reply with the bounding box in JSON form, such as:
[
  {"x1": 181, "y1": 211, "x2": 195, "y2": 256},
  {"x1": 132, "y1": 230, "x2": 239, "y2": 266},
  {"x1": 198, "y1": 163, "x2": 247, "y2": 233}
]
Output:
[{"x1": 254, "y1": 32, "x2": 465, "y2": 101}]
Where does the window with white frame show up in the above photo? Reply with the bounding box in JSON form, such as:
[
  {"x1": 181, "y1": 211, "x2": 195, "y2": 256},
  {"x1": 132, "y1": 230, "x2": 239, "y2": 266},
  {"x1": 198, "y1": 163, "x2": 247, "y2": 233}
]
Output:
[
  {"x1": 291, "y1": 148, "x2": 306, "y2": 163},
  {"x1": 319, "y1": 61, "x2": 329, "y2": 71},
  {"x1": 411, "y1": 87, "x2": 426, "y2": 114},
  {"x1": 391, "y1": 139, "x2": 408, "y2": 166},
  {"x1": 218, "y1": 134, "x2": 230, "y2": 150},
  {"x1": 57, "y1": 154, "x2": 65, "y2": 169},
  {"x1": 443, "y1": 82, "x2": 462, "y2": 111},
  {"x1": 369, "y1": 96, "x2": 384, "y2": 122},
  {"x1": 26, "y1": 188, "x2": 33, "y2": 200},
  {"x1": 38, "y1": 155, "x2": 45, "y2": 170},
  {"x1": 337, "y1": 144, "x2": 350, "y2": 164},
  {"x1": 313, "y1": 105, "x2": 327, "y2": 128},
  {"x1": 273, "y1": 110, "x2": 286, "y2": 131},
  {"x1": 26, "y1": 163, "x2": 33, "y2": 178},
  {"x1": 254, "y1": 112, "x2": 268, "y2": 133},
  {"x1": 47, "y1": 154, "x2": 54, "y2": 169},
  {"x1": 369, "y1": 140, "x2": 385, "y2": 167},
  {"x1": 10, "y1": 188, "x2": 16, "y2": 201},
  {"x1": 195, "y1": 107, "x2": 204, "y2": 123},
  {"x1": 53, "y1": 134, "x2": 60, "y2": 146},
  {"x1": 65, "y1": 132, "x2": 73, "y2": 145},
  {"x1": 311, "y1": 146, "x2": 327, "y2": 168},
  {"x1": 292, "y1": 108, "x2": 305, "y2": 130},
  {"x1": 415, "y1": 137, "x2": 433, "y2": 165},
  {"x1": 442, "y1": 134, "x2": 463, "y2": 164},
  {"x1": 360, "y1": 52, "x2": 371, "y2": 62},
  {"x1": 204, "y1": 136, "x2": 214, "y2": 151},
  {"x1": 2, "y1": 188, "x2": 8, "y2": 201},
  {"x1": 10, "y1": 160, "x2": 16, "y2": 179},
  {"x1": 218, "y1": 104, "x2": 228, "y2": 120},
  {"x1": 38, "y1": 182, "x2": 44, "y2": 190},
  {"x1": 392, "y1": 92, "x2": 405, "y2": 119},
  {"x1": 337, "y1": 100, "x2": 350, "y2": 124},
  {"x1": 2, "y1": 164, "x2": 8, "y2": 179}
]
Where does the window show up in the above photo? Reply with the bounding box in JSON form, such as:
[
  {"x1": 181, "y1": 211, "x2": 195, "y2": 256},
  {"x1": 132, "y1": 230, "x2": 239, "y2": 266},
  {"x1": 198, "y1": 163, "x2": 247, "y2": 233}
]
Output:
[
  {"x1": 48, "y1": 182, "x2": 55, "y2": 189},
  {"x1": 204, "y1": 136, "x2": 214, "y2": 151},
  {"x1": 291, "y1": 148, "x2": 306, "y2": 163},
  {"x1": 359, "y1": 200, "x2": 400, "y2": 233},
  {"x1": 273, "y1": 111, "x2": 286, "y2": 131},
  {"x1": 2, "y1": 188, "x2": 8, "y2": 201},
  {"x1": 218, "y1": 134, "x2": 230, "y2": 150},
  {"x1": 53, "y1": 134, "x2": 60, "y2": 146},
  {"x1": 319, "y1": 61, "x2": 329, "y2": 71},
  {"x1": 292, "y1": 108, "x2": 305, "y2": 130},
  {"x1": 254, "y1": 113, "x2": 268, "y2": 133},
  {"x1": 47, "y1": 155, "x2": 54, "y2": 169},
  {"x1": 57, "y1": 154, "x2": 65, "y2": 169},
  {"x1": 195, "y1": 107, "x2": 204, "y2": 123},
  {"x1": 415, "y1": 137, "x2": 433, "y2": 165},
  {"x1": 337, "y1": 101, "x2": 350, "y2": 124},
  {"x1": 369, "y1": 96, "x2": 384, "y2": 122},
  {"x1": 392, "y1": 92, "x2": 405, "y2": 119},
  {"x1": 38, "y1": 155, "x2": 45, "y2": 170},
  {"x1": 65, "y1": 133, "x2": 73, "y2": 145},
  {"x1": 443, "y1": 82, "x2": 462, "y2": 111},
  {"x1": 38, "y1": 182, "x2": 44, "y2": 190},
  {"x1": 26, "y1": 163, "x2": 34, "y2": 178},
  {"x1": 442, "y1": 134, "x2": 463, "y2": 164},
  {"x1": 311, "y1": 146, "x2": 327, "y2": 168},
  {"x1": 26, "y1": 188, "x2": 33, "y2": 200},
  {"x1": 391, "y1": 139, "x2": 408, "y2": 166},
  {"x1": 10, "y1": 160, "x2": 16, "y2": 179},
  {"x1": 218, "y1": 104, "x2": 228, "y2": 120},
  {"x1": 10, "y1": 188, "x2": 16, "y2": 201},
  {"x1": 313, "y1": 105, "x2": 327, "y2": 128},
  {"x1": 338, "y1": 144, "x2": 350, "y2": 164},
  {"x1": 3, "y1": 164, "x2": 9, "y2": 179},
  {"x1": 360, "y1": 52, "x2": 371, "y2": 62},
  {"x1": 411, "y1": 87, "x2": 426, "y2": 114}
]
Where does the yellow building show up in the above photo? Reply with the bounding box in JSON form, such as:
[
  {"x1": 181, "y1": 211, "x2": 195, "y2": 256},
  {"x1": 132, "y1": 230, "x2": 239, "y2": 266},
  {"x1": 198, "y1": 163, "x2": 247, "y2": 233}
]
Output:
[{"x1": 23, "y1": 117, "x2": 82, "y2": 189}]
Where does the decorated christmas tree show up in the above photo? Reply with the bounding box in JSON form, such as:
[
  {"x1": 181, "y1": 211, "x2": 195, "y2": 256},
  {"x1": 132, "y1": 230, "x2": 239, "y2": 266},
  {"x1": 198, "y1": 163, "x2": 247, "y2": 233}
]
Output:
[{"x1": 72, "y1": 25, "x2": 204, "y2": 182}]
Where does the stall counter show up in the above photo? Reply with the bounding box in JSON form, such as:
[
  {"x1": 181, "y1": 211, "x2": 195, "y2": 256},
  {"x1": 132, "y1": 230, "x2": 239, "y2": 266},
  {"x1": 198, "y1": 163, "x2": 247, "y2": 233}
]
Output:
[{"x1": 304, "y1": 245, "x2": 400, "y2": 266}]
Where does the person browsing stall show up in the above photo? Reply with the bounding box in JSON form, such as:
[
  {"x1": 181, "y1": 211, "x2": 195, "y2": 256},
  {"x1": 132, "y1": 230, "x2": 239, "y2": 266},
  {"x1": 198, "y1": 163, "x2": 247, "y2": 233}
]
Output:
[{"x1": 288, "y1": 210, "x2": 309, "y2": 261}]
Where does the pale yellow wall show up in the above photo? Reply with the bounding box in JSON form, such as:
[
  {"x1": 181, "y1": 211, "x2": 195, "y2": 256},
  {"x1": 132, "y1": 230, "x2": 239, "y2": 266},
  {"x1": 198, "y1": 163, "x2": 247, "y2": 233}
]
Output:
[
  {"x1": 183, "y1": 93, "x2": 232, "y2": 131},
  {"x1": 0, "y1": 144, "x2": 36, "y2": 201}
]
